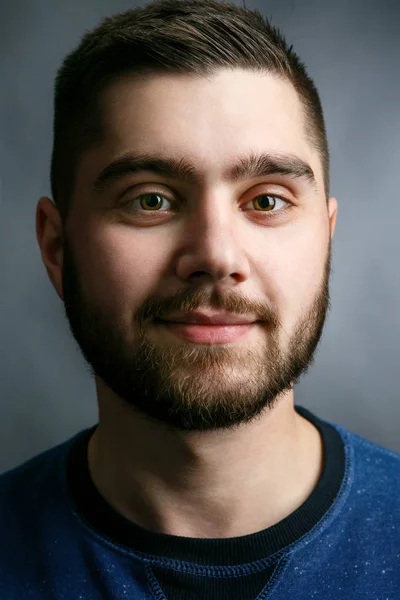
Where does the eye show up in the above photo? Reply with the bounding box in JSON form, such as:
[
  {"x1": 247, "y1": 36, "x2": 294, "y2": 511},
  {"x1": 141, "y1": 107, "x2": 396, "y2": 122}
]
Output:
[
  {"x1": 244, "y1": 194, "x2": 289, "y2": 212},
  {"x1": 124, "y1": 193, "x2": 173, "y2": 211}
]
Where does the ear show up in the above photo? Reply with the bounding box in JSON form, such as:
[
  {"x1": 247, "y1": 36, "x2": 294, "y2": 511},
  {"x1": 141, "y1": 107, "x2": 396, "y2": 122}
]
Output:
[
  {"x1": 327, "y1": 197, "x2": 338, "y2": 240},
  {"x1": 36, "y1": 197, "x2": 64, "y2": 300}
]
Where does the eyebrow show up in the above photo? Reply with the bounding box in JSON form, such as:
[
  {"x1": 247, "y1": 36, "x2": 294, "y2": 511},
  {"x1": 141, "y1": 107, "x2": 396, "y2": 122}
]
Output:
[{"x1": 92, "y1": 150, "x2": 317, "y2": 193}]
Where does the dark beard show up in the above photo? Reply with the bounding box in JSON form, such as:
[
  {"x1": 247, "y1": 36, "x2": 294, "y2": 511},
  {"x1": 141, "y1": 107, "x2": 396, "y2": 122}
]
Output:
[{"x1": 62, "y1": 235, "x2": 330, "y2": 432}]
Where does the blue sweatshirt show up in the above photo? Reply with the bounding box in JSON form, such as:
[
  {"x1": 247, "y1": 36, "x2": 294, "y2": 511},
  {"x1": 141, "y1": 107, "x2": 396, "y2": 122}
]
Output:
[{"x1": 1, "y1": 405, "x2": 400, "y2": 599}]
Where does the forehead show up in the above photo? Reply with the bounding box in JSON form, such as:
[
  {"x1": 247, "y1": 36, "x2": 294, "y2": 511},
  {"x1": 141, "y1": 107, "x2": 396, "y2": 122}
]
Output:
[{"x1": 84, "y1": 68, "x2": 323, "y2": 187}]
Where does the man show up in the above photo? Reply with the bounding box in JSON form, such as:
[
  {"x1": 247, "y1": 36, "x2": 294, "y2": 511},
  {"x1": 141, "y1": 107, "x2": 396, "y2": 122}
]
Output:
[{"x1": 1, "y1": 0, "x2": 399, "y2": 597}]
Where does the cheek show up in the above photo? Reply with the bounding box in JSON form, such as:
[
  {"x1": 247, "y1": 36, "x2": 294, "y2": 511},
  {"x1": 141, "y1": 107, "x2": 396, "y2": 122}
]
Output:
[
  {"x1": 263, "y1": 223, "x2": 329, "y2": 328},
  {"x1": 74, "y1": 223, "x2": 167, "y2": 315}
]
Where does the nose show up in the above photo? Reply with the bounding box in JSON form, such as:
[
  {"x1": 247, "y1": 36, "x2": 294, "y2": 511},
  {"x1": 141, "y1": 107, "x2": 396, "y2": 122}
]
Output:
[{"x1": 174, "y1": 196, "x2": 251, "y2": 286}]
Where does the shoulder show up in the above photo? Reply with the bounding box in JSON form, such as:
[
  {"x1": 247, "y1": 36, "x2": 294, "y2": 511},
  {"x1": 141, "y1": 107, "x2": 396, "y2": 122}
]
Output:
[
  {"x1": 337, "y1": 423, "x2": 400, "y2": 472},
  {"x1": 332, "y1": 421, "x2": 400, "y2": 510},
  {"x1": 0, "y1": 430, "x2": 92, "y2": 589},
  {"x1": 0, "y1": 429, "x2": 88, "y2": 511}
]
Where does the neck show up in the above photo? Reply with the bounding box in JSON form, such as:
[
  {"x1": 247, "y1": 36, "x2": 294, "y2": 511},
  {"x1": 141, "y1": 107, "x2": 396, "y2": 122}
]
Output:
[{"x1": 88, "y1": 387, "x2": 323, "y2": 539}]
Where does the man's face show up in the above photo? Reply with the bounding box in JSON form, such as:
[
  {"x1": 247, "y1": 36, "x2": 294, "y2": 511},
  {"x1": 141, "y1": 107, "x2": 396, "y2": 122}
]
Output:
[{"x1": 61, "y1": 69, "x2": 336, "y2": 431}]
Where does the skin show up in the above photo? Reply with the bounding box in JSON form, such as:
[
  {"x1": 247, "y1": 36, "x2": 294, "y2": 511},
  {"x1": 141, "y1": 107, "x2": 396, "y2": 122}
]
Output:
[{"x1": 36, "y1": 68, "x2": 337, "y2": 539}]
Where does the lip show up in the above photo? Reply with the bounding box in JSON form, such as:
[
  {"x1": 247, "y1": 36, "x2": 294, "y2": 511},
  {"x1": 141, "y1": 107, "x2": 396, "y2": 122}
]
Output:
[
  {"x1": 159, "y1": 311, "x2": 258, "y2": 326},
  {"x1": 158, "y1": 321, "x2": 255, "y2": 344}
]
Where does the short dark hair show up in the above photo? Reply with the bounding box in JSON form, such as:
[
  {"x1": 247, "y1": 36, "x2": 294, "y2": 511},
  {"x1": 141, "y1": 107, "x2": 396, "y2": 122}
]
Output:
[{"x1": 51, "y1": 0, "x2": 329, "y2": 222}]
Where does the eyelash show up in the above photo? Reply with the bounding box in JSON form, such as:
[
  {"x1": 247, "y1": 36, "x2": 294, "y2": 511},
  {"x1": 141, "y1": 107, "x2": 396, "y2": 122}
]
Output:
[{"x1": 121, "y1": 191, "x2": 292, "y2": 217}]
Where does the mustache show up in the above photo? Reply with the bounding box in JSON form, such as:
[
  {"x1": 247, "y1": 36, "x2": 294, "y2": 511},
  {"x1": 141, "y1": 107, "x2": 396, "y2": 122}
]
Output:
[{"x1": 136, "y1": 286, "x2": 281, "y2": 329}]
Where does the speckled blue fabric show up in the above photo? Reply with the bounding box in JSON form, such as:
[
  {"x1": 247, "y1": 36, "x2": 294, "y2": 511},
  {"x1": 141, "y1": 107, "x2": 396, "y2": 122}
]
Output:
[{"x1": 1, "y1": 419, "x2": 400, "y2": 599}]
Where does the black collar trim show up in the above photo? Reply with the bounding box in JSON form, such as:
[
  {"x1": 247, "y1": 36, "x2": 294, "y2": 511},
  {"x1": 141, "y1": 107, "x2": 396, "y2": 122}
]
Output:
[{"x1": 67, "y1": 405, "x2": 344, "y2": 566}]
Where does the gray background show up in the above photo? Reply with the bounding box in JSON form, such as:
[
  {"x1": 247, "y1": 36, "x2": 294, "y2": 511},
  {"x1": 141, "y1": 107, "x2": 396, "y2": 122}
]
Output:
[{"x1": 1, "y1": 0, "x2": 399, "y2": 473}]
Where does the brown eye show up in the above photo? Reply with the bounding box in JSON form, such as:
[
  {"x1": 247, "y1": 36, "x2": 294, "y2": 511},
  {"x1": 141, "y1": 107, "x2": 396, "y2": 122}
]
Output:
[
  {"x1": 139, "y1": 194, "x2": 167, "y2": 210},
  {"x1": 123, "y1": 193, "x2": 173, "y2": 211},
  {"x1": 253, "y1": 195, "x2": 276, "y2": 211}
]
